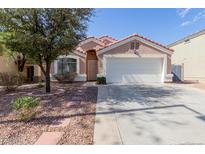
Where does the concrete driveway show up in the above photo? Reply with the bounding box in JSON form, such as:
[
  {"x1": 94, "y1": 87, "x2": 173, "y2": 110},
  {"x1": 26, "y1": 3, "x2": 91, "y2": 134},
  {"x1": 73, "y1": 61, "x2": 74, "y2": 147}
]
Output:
[{"x1": 94, "y1": 83, "x2": 205, "y2": 144}]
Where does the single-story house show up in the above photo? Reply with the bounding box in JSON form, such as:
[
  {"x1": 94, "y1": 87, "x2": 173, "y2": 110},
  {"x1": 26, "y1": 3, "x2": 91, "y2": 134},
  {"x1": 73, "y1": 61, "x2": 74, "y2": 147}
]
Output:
[
  {"x1": 50, "y1": 34, "x2": 173, "y2": 83},
  {"x1": 0, "y1": 53, "x2": 42, "y2": 82},
  {"x1": 168, "y1": 29, "x2": 205, "y2": 82},
  {"x1": 0, "y1": 34, "x2": 173, "y2": 83}
]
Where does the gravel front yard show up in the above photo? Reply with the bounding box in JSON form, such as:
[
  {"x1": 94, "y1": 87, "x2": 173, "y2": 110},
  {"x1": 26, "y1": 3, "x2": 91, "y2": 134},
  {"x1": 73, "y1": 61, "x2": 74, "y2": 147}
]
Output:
[{"x1": 0, "y1": 82, "x2": 98, "y2": 145}]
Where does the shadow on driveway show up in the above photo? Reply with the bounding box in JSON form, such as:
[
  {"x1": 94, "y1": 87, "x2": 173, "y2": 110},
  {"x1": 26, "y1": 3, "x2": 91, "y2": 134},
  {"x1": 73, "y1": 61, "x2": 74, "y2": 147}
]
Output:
[
  {"x1": 0, "y1": 104, "x2": 204, "y2": 125},
  {"x1": 97, "y1": 84, "x2": 184, "y2": 106}
]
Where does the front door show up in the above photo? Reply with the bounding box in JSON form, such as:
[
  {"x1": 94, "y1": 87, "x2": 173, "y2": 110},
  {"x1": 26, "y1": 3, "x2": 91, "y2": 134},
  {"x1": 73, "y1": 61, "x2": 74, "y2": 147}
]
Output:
[
  {"x1": 87, "y1": 60, "x2": 97, "y2": 81},
  {"x1": 27, "y1": 66, "x2": 34, "y2": 82}
]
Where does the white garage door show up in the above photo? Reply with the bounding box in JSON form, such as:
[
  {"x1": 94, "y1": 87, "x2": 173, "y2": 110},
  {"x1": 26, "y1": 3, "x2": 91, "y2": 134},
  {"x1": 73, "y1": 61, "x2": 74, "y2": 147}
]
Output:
[{"x1": 105, "y1": 57, "x2": 164, "y2": 83}]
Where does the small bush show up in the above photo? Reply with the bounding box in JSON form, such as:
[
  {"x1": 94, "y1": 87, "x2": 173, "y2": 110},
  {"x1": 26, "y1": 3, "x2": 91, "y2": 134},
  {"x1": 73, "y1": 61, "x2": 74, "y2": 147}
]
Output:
[
  {"x1": 96, "y1": 76, "x2": 106, "y2": 84},
  {"x1": 53, "y1": 72, "x2": 77, "y2": 83},
  {"x1": 11, "y1": 96, "x2": 40, "y2": 121},
  {"x1": 36, "y1": 82, "x2": 44, "y2": 88},
  {"x1": 0, "y1": 72, "x2": 24, "y2": 92}
]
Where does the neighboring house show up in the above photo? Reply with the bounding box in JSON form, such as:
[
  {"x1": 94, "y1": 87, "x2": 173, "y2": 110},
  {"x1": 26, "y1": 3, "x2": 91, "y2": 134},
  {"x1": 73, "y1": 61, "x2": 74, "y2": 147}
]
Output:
[
  {"x1": 0, "y1": 53, "x2": 42, "y2": 82},
  {"x1": 0, "y1": 54, "x2": 17, "y2": 73},
  {"x1": 50, "y1": 34, "x2": 173, "y2": 83},
  {"x1": 168, "y1": 29, "x2": 205, "y2": 82}
]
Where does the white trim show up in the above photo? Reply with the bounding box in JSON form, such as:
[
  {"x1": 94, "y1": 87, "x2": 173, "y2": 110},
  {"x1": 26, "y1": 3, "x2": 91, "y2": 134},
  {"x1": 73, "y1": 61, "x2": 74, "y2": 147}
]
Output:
[
  {"x1": 181, "y1": 63, "x2": 184, "y2": 81},
  {"x1": 103, "y1": 54, "x2": 166, "y2": 58},
  {"x1": 97, "y1": 74, "x2": 104, "y2": 77},
  {"x1": 103, "y1": 54, "x2": 167, "y2": 83},
  {"x1": 103, "y1": 56, "x2": 106, "y2": 76},
  {"x1": 73, "y1": 50, "x2": 86, "y2": 58},
  {"x1": 54, "y1": 55, "x2": 80, "y2": 74},
  {"x1": 162, "y1": 54, "x2": 167, "y2": 83},
  {"x1": 97, "y1": 36, "x2": 173, "y2": 56},
  {"x1": 54, "y1": 60, "x2": 58, "y2": 74},
  {"x1": 165, "y1": 74, "x2": 173, "y2": 82}
]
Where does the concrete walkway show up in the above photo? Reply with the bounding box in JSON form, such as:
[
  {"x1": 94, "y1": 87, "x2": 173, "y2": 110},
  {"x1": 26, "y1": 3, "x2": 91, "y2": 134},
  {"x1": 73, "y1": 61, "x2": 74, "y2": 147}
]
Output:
[
  {"x1": 35, "y1": 132, "x2": 64, "y2": 145},
  {"x1": 34, "y1": 86, "x2": 86, "y2": 145},
  {"x1": 94, "y1": 83, "x2": 205, "y2": 144}
]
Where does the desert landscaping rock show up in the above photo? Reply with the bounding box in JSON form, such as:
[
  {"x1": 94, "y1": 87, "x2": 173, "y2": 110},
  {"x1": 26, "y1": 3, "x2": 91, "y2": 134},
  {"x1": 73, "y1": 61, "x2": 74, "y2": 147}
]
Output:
[
  {"x1": 0, "y1": 82, "x2": 97, "y2": 144},
  {"x1": 74, "y1": 93, "x2": 84, "y2": 97},
  {"x1": 50, "y1": 118, "x2": 71, "y2": 128},
  {"x1": 72, "y1": 96, "x2": 83, "y2": 101},
  {"x1": 68, "y1": 101, "x2": 81, "y2": 107},
  {"x1": 77, "y1": 90, "x2": 84, "y2": 93}
]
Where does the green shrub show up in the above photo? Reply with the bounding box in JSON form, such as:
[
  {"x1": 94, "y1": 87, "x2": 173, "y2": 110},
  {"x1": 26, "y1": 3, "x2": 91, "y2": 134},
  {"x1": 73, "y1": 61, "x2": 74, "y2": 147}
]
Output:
[
  {"x1": 11, "y1": 96, "x2": 40, "y2": 121},
  {"x1": 96, "y1": 76, "x2": 106, "y2": 84},
  {"x1": 0, "y1": 72, "x2": 24, "y2": 92},
  {"x1": 53, "y1": 72, "x2": 77, "y2": 83},
  {"x1": 36, "y1": 82, "x2": 44, "y2": 88}
]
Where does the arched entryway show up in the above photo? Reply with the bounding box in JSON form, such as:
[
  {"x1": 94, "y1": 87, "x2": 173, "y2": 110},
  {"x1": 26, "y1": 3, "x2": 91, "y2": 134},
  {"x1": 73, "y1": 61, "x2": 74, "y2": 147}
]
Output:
[{"x1": 86, "y1": 50, "x2": 98, "y2": 81}]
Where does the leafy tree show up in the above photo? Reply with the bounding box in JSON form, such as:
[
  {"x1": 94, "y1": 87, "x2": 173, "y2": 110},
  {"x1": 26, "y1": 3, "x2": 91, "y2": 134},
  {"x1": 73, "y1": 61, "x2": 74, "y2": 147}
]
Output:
[
  {"x1": 0, "y1": 32, "x2": 27, "y2": 72},
  {"x1": 0, "y1": 8, "x2": 94, "y2": 92},
  {"x1": 0, "y1": 32, "x2": 8, "y2": 55}
]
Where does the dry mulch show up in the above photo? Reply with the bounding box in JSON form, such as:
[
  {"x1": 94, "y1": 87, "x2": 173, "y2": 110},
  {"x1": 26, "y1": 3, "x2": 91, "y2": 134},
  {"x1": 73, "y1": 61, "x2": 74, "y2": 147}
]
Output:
[{"x1": 0, "y1": 82, "x2": 98, "y2": 145}]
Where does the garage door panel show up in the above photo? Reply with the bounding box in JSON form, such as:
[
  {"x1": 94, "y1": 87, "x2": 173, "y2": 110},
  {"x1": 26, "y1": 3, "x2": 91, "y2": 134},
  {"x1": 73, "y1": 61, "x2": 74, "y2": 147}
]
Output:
[
  {"x1": 108, "y1": 66, "x2": 161, "y2": 74},
  {"x1": 107, "y1": 74, "x2": 162, "y2": 83},
  {"x1": 106, "y1": 57, "x2": 163, "y2": 83}
]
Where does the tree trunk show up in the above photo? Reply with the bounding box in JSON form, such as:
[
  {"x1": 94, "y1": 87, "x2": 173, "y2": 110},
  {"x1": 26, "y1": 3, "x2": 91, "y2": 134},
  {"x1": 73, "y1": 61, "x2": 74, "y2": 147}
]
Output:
[
  {"x1": 16, "y1": 54, "x2": 26, "y2": 72},
  {"x1": 18, "y1": 58, "x2": 26, "y2": 72},
  {"x1": 45, "y1": 62, "x2": 51, "y2": 93},
  {"x1": 37, "y1": 55, "x2": 50, "y2": 93}
]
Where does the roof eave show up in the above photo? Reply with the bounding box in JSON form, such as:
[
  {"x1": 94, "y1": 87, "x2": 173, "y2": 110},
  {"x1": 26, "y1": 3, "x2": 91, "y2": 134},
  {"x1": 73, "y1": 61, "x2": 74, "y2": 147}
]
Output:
[
  {"x1": 168, "y1": 28, "x2": 205, "y2": 47},
  {"x1": 97, "y1": 35, "x2": 173, "y2": 56}
]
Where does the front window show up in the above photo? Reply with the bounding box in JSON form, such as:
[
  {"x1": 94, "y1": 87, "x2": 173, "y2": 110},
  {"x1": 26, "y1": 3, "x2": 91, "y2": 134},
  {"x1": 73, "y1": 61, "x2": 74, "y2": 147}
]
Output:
[
  {"x1": 130, "y1": 42, "x2": 135, "y2": 50},
  {"x1": 57, "y1": 58, "x2": 77, "y2": 74},
  {"x1": 130, "y1": 41, "x2": 140, "y2": 50}
]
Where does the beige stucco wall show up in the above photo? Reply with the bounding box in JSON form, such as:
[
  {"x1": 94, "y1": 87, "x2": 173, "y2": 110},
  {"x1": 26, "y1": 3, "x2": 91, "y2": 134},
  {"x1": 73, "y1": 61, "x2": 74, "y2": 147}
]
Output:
[
  {"x1": 0, "y1": 55, "x2": 17, "y2": 73},
  {"x1": 23, "y1": 64, "x2": 42, "y2": 81},
  {"x1": 0, "y1": 54, "x2": 42, "y2": 81},
  {"x1": 171, "y1": 33, "x2": 205, "y2": 81},
  {"x1": 97, "y1": 42, "x2": 172, "y2": 74},
  {"x1": 73, "y1": 41, "x2": 103, "y2": 76},
  {"x1": 79, "y1": 56, "x2": 86, "y2": 74}
]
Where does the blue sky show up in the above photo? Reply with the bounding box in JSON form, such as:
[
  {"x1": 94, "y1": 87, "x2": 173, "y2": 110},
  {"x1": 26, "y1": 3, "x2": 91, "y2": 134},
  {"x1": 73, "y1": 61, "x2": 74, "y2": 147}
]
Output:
[{"x1": 87, "y1": 8, "x2": 205, "y2": 45}]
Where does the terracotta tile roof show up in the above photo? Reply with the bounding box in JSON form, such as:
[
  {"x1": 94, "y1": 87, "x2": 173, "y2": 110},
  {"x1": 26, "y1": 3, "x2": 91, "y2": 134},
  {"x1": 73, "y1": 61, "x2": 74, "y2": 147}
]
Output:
[
  {"x1": 78, "y1": 36, "x2": 105, "y2": 46},
  {"x1": 99, "y1": 35, "x2": 118, "y2": 42},
  {"x1": 98, "y1": 34, "x2": 174, "y2": 52}
]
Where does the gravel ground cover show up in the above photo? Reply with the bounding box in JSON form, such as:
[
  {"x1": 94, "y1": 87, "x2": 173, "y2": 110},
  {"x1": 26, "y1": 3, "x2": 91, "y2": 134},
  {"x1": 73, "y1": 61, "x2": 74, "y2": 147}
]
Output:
[{"x1": 0, "y1": 82, "x2": 97, "y2": 145}]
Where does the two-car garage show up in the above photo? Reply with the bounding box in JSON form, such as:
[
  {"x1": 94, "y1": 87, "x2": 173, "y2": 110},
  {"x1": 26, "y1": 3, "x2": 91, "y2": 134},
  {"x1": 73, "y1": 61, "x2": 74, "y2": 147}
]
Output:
[
  {"x1": 105, "y1": 56, "x2": 165, "y2": 83},
  {"x1": 97, "y1": 34, "x2": 173, "y2": 83}
]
